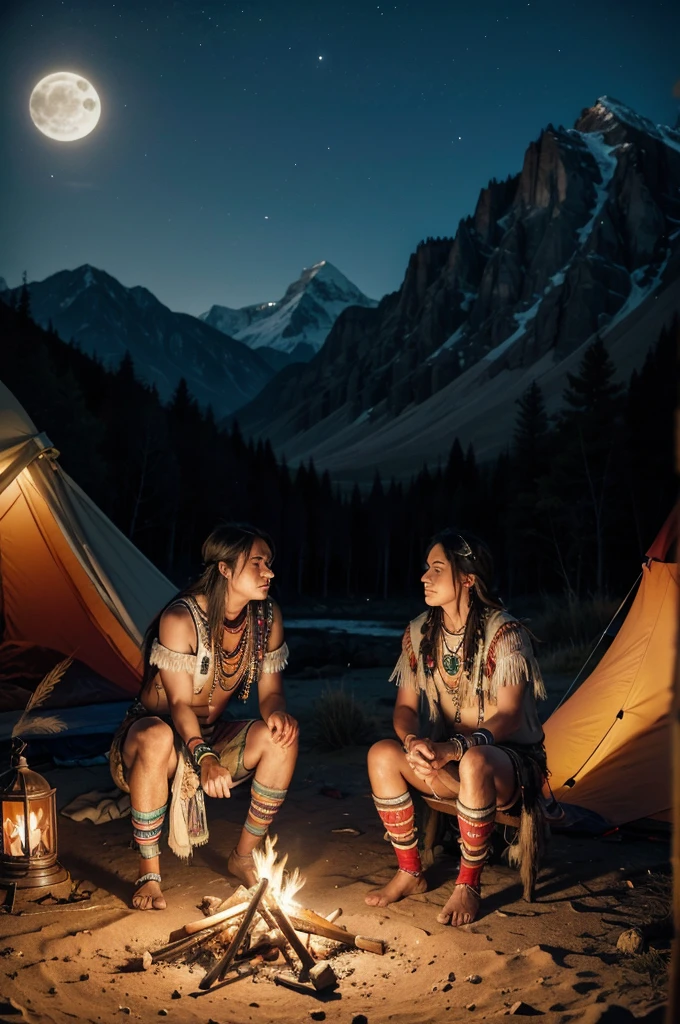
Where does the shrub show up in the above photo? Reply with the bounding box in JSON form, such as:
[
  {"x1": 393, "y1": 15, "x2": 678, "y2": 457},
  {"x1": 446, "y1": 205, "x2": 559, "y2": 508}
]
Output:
[{"x1": 309, "y1": 684, "x2": 378, "y2": 750}]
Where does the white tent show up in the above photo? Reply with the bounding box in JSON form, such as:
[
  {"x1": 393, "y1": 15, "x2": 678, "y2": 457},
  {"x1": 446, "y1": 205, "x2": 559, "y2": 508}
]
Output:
[{"x1": 0, "y1": 380, "x2": 175, "y2": 695}]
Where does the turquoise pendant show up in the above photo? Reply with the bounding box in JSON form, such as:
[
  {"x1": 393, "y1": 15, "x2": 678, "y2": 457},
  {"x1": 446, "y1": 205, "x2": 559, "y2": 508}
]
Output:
[{"x1": 443, "y1": 653, "x2": 460, "y2": 676}]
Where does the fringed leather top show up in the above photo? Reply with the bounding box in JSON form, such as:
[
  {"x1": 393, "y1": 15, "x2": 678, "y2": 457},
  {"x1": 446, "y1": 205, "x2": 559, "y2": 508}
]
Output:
[
  {"x1": 390, "y1": 608, "x2": 546, "y2": 723},
  {"x1": 149, "y1": 596, "x2": 289, "y2": 697}
]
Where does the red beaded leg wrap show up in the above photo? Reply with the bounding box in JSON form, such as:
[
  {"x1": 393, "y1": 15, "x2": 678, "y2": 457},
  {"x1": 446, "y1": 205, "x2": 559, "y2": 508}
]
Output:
[
  {"x1": 373, "y1": 791, "x2": 423, "y2": 877},
  {"x1": 455, "y1": 798, "x2": 496, "y2": 893}
]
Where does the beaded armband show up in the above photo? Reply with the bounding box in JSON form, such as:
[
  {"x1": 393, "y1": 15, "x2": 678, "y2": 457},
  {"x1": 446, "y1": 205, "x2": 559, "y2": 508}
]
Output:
[
  {"x1": 192, "y1": 742, "x2": 219, "y2": 767},
  {"x1": 448, "y1": 734, "x2": 470, "y2": 760},
  {"x1": 471, "y1": 728, "x2": 495, "y2": 746}
]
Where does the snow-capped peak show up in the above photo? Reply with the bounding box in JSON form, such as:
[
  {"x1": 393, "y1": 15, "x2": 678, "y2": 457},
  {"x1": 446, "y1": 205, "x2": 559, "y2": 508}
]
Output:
[
  {"x1": 576, "y1": 96, "x2": 680, "y2": 154},
  {"x1": 201, "y1": 261, "x2": 378, "y2": 359},
  {"x1": 593, "y1": 96, "x2": 661, "y2": 136}
]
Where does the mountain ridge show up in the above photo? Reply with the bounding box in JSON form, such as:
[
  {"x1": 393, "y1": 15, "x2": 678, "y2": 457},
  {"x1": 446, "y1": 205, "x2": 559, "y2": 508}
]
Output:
[
  {"x1": 201, "y1": 259, "x2": 378, "y2": 363},
  {"x1": 3, "y1": 264, "x2": 274, "y2": 417},
  {"x1": 233, "y1": 96, "x2": 680, "y2": 476}
]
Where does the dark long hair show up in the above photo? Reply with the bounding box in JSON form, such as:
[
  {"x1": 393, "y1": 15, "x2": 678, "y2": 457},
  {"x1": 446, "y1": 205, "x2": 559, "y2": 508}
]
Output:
[
  {"x1": 142, "y1": 522, "x2": 275, "y2": 684},
  {"x1": 419, "y1": 528, "x2": 503, "y2": 677}
]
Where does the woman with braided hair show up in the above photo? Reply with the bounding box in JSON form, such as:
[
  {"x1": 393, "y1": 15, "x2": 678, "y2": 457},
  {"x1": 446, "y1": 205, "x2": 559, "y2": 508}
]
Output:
[
  {"x1": 109, "y1": 523, "x2": 298, "y2": 910},
  {"x1": 365, "y1": 528, "x2": 547, "y2": 926}
]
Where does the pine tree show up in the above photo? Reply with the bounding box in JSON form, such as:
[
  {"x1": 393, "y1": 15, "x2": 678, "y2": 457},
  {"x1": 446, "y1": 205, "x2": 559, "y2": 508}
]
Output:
[
  {"x1": 17, "y1": 271, "x2": 31, "y2": 322},
  {"x1": 507, "y1": 381, "x2": 552, "y2": 594},
  {"x1": 563, "y1": 335, "x2": 624, "y2": 425},
  {"x1": 513, "y1": 380, "x2": 549, "y2": 485},
  {"x1": 550, "y1": 336, "x2": 626, "y2": 594}
]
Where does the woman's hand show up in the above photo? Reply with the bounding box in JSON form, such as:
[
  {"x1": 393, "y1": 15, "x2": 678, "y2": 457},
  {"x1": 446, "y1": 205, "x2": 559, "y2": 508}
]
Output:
[
  {"x1": 267, "y1": 711, "x2": 299, "y2": 748},
  {"x1": 426, "y1": 741, "x2": 461, "y2": 770},
  {"x1": 406, "y1": 739, "x2": 458, "y2": 777},
  {"x1": 405, "y1": 737, "x2": 437, "y2": 777},
  {"x1": 200, "y1": 758, "x2": 233, "y2": 798}
]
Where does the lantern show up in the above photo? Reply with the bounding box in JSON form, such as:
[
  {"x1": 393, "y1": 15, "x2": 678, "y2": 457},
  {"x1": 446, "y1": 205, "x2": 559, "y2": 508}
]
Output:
[{"x1": 0, "y1": 739, "x2": 70, "y2": 902}]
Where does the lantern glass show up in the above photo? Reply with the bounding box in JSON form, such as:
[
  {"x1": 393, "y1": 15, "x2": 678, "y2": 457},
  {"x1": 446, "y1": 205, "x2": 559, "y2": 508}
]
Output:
[
  {"x1": 0, "y1": 743, "x2": 70, "y2": 901},
  {"x1": 2, "y1": 796, "x2": 54, "y2": 858}
]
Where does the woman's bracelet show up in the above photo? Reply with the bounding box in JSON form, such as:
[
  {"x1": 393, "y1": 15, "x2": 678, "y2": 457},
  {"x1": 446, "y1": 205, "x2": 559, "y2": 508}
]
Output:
[
  {"x1": 448, "y1": 734, "x2": 469, "y2": 760},
  {"x1": 402, "y1": 733, "x2": 416, "y2": 753},
  {"x1": 192, "y1": 742, "x2": 219, "y2": 767},
  {"x1": 471, "y1": 728, "x2": 495, "y2": 746}
]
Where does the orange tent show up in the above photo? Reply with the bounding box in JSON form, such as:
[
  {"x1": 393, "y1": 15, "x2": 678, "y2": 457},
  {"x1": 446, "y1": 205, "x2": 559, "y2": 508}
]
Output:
[
  {"x1": 543, "y1": 515, "x2": 678, "y2": 825},
  {"x1": 0, "y1": 380, "x2": 175, "y2": 695}
]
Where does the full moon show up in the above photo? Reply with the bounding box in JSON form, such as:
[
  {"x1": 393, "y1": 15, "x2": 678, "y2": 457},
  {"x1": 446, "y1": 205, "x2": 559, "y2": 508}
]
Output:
[{"x1": 29, "y1": 72, "x2": 101, "y2": 142}]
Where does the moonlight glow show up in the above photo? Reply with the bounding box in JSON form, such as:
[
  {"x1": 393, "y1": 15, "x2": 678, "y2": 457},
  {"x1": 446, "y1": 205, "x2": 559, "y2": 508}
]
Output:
[{"x1": 29, "y1": 72, "x2": 101, "y2": 142}]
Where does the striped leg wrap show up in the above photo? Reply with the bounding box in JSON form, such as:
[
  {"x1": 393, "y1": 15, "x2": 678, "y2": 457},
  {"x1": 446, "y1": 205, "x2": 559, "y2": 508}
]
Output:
[
  {"x1": 455, "y1": 798, "x2": 496, "y2": 892},
  {"x1": 131, "y1": 803, "x2": 167, "y2": 860},
  {"x1": 244, "y1": 779, "x2": 288, "y2": 838},
  {"x1": 373, "y1": 791, "x2": 422, "y2": 877}
]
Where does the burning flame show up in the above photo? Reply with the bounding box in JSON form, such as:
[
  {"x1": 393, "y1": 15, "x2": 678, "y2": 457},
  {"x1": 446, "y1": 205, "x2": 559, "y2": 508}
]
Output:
[
  {"x1": 3, "y1": 810, "x2": 46, "y2": 857},
  {"x1": 252, "y1": 835, "x2": 304, "y2": 911}
]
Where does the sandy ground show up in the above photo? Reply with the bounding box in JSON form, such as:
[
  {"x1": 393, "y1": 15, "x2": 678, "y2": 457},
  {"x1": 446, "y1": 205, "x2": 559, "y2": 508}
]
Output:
[{"x1": 0, "y1": 671, "x2": 670, "y2": 1024}]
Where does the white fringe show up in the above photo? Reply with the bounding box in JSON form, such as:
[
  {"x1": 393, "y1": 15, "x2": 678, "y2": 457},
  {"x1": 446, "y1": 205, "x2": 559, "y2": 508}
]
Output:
[
  {"x1": 389, "y1": 609, "x2": 546, "y2": 721},
  {"x1": 489, "y1": 652, "x2": 547, "y2": 702},
  {"x1": 506, "y1": 803, "x2": 545, "y2": 901},
  {"x1": 149, "y1": 639, "x2": 196, "y2": 676},
  {"x1": 262, "y1": 641, "x2": 290, "y2": 674},
  {"x1": 389, "y1": 648, "x2": 417, "y2": 692},
  {"x1": 168, "y1": 750, "x2": 209, "y2": 860}
]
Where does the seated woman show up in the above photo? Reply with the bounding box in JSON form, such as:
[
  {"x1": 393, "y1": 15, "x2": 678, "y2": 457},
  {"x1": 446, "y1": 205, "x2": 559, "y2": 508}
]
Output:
[
  {"x1": 365, "y1": 528, "x2": 547, "y2": 926},
  {"x1": 109, "y1": 523, "x2": 298, "y2": 910}
]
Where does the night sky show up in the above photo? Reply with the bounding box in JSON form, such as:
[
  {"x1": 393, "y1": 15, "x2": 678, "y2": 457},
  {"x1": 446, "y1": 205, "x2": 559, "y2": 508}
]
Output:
[{"x1": 2, "y1": 0, "x2": 678, "y2": 315}]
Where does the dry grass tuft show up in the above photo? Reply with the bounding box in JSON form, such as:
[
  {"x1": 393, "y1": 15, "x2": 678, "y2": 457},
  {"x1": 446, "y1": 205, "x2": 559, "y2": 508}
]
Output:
[
  {"x1": 628, "y1": 947, "x2": 670, "y2": 991},
  {"x1": 309, "y1": 684, "x2": 378, "y2": 750}
]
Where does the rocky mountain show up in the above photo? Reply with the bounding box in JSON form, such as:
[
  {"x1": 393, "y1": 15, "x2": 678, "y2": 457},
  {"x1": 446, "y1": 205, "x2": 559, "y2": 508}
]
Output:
[
  {"x1": 6, "y1": 265, "x2": 274, "y2": 416},
  {"x1": 201, "y1": 260, "x2": 377, "y2": 365},
  {"x1": 235, "y1": 96, "x2": 680, "y2": 480}
]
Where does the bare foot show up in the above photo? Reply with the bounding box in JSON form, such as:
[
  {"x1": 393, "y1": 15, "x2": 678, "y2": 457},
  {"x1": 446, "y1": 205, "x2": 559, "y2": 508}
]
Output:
[
  {"x1": 436, "y1": 884, "x2": 480, "y2": 926},
  {"x1": 132, "y1": 878, "x2": 166, "y2": 911},
  {"x1": 365, "y1": 869, "x2": 427, "y2": 907},
  {"x1": 228, "y1": 848, "x2": 258, "y2": 888}
]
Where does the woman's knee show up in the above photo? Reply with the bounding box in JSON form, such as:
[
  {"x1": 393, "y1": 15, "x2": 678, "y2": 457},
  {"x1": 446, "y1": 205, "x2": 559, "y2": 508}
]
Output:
[
  {"x1": 458, "y1": 745, "x2": 494, "y2": 782},
  {"x1": 127, "y1": 718, "x2": 175, "y2": 761},
  {"x1": 251, "y1": 720, "x2": 298, "y2": 760},
  {"x1": 367, "y1": 738, "x2": 402, "y2": 773}
]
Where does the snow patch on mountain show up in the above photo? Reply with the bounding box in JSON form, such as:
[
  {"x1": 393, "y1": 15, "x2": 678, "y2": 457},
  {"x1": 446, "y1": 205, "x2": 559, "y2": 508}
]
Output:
[
  {"x1": 483, "y1": 299, "x2": 541, "y2": 364},
  {"x1": 593, "y1": 96, "x2": 662, "y2": 138},
  {"x1": 573, "y1": 131, "x2": 618, "y2": 245},
  {"x1": 427, "y1": 324, "x2": 467, "y2": 363},
  {"x1": 201, "y1": 260, "x2": 377, "y2": 359},
  {"x1": 603, "y1": 251, "x2": 673, "y2": 335},
  {"x1": 587, "y1": 97, "x2": 680, "y2": 157}
]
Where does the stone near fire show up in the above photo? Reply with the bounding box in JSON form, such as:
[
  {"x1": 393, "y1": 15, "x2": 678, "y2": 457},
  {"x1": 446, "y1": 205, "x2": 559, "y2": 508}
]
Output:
[
  {"x1": 616, "y1": 928, "x2": 645, "y2": 954},
  {"x1": 507, "y1": 1001, "x2": 543, "y2": 1015}
]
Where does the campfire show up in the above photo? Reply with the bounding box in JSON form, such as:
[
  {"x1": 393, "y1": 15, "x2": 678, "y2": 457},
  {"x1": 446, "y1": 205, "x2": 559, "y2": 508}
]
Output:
[{"x1": 141, "y1": 836, "x2": 386, "y2": 995}]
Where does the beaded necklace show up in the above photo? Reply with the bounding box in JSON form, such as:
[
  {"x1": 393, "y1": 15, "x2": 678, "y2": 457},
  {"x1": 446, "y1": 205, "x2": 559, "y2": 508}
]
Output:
[
  {"x1": 223, "y1": 606, "x2": 248, "y2": 634},
  {"x1": 206, "y1": 600, "x2": 272, "y2": 704}
]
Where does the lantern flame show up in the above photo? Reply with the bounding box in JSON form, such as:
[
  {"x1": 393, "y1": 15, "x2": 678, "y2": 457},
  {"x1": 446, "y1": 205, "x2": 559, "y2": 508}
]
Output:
[
  {"x1": 252, "y1": 835, "x2": 304, "y2": 911},
  {"x1": 3, "y1": 810, "x2": 45, "y2": 857}
]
